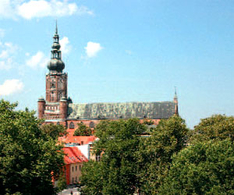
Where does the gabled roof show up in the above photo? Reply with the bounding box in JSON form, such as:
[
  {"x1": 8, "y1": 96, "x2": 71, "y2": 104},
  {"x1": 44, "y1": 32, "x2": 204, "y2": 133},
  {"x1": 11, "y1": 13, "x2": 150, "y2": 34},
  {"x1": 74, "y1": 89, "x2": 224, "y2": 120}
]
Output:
[
  {"x1": 67, "y1": 101, "x2": 176, "y2": 120},
  {"x1": 63, "y1": 147, "x2": 88, "y2": 164}
]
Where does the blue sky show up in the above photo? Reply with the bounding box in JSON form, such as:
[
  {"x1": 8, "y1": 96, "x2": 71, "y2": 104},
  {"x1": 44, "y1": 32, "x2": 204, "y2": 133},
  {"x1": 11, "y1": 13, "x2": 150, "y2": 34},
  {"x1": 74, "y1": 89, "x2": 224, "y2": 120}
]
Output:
[{"x1": 0, "y1": 0, "x2": 234, "y2": 128}]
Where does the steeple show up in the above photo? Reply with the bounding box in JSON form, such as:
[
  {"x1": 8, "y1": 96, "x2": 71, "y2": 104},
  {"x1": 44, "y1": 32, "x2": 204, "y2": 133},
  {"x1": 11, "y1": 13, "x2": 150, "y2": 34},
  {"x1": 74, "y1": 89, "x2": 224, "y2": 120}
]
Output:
[
  {"x1": 174, "y1": 87, "x2": 178, "y2": 103},
  {"x1": 174, "y1": 87, "x2": 179, "y2": 115},
  {"x1": 47, "y1": 22, "x2": 65, "y2": 73},
  {"x1": 55, "y1": 20, "x2": 58, "y2": 35}
]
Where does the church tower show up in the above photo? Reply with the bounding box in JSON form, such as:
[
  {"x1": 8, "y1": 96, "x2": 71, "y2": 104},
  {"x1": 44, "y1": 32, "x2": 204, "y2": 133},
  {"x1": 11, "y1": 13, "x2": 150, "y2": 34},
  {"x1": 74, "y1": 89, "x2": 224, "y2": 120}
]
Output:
[
  {"x1": 46, "y1": 23, "x2": 67, "y2": 102},
  {"x1": 38, "y1": 23, "x2": 68, "y2": 122}
]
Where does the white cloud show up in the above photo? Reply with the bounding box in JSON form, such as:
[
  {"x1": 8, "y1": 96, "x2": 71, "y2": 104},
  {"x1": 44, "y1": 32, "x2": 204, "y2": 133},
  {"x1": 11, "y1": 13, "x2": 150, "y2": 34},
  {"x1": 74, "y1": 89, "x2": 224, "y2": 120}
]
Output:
[
  {"x1": 16, "y1": 0, "x2": 93, "y2": 20},
  {"x1": 0, "y1": 0, "x2": 16, "y2": 19},
  {"x1": 0, "y1": 42, "x2": 18, "y2": 70},
  {"x1": 85, "y1": 42, "x2": 103, "y2": 58},
  {"x1": 17, "y1": 0, "x2": 51, "y2": 19},
  {"x1": 0, "y1": 79, "x2": 24, "y2": 96},
  {"x1": 0, "y1": 0, "x2": 93, "y2": 19},
  {"x1": 26, "y1": 51, "x2": 48, "y2": 68},
  {"x1": 60, "y1": 36, "x2": 71, "y2": 55}
]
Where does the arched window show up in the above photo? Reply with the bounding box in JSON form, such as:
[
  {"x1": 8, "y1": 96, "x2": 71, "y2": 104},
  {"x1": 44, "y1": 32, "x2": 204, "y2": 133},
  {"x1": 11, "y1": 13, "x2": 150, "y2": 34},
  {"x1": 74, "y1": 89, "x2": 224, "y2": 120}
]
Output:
[
  {"x1": 69, "y1": 122, "x2": 74, "y2": 129},
  {"x1": 89, "y1": 121, "x2": 95, "y2": 128}
]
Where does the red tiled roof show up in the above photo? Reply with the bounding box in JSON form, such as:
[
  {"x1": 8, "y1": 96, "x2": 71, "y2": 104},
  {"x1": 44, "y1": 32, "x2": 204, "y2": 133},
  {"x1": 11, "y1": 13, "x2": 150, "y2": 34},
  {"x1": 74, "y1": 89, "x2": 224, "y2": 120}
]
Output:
[
  {"x1": 63, "y1": 147, "x2": 89, "y2": 164},
  {"x1": 59, "y1": 134, "x2": 97, "y2": 145}
]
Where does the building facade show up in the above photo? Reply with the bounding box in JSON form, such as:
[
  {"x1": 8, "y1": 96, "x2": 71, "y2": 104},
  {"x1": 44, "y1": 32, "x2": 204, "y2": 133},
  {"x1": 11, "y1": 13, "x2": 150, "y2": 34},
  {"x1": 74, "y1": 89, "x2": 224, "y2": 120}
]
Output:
[
  {"x1": 38, "y1": 26, "x2": 179, "y2": 129},
  {"x1": 63, "y1": 147, "x2": 88, "y2": 185}
]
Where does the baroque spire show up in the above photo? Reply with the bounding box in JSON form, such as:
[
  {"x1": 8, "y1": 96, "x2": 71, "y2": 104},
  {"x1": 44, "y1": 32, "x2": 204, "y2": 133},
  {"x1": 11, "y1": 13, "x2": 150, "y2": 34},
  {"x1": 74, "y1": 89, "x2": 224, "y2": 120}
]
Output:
[{"x1": 47, "y1": 22, "x2": 65, "y2": 73}]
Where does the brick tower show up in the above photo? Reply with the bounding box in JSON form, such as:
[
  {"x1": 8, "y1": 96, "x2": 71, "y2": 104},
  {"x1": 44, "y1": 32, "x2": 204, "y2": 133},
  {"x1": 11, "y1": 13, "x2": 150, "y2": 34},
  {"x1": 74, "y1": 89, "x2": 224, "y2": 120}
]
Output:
[{"x1": 38, "y1": 23, "x2": 68, "y2": 123}]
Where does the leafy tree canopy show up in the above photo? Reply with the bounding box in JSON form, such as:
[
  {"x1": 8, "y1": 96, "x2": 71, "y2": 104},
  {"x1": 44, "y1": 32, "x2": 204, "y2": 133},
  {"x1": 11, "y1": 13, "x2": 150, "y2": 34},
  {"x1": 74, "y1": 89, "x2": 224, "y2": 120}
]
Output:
[
  {"x1": 73, "y1": 123, "x2": 92, "y2": 136},
  {"x1": 41, "y1": 123, "x2": 67, "y2": 140},
  {"x1": 190, "y1": 114, "x2": 234, "y2": 144},
  {"x1": 81, "y1": 118, "x2": 146, "y2": 195},
  {"x1": 56, "y1": 173, "x2": 67, "y2": 192},
  {"x1": 138, "y1": 115, "x2": 189, "y2": 194},
  {"x1": 159, "y1": 139, "x2": 234, "y2": 195},
  {"x1": 0, "y1": 100, "x2": 64, "y2": 195}
]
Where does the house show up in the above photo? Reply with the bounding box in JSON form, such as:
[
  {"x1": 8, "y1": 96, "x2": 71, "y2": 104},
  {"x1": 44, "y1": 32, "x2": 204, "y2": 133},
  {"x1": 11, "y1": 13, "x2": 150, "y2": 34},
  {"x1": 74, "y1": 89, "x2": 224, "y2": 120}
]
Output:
[{"x1": 63, "y1": 147, "x2": 88, "y2": 185}]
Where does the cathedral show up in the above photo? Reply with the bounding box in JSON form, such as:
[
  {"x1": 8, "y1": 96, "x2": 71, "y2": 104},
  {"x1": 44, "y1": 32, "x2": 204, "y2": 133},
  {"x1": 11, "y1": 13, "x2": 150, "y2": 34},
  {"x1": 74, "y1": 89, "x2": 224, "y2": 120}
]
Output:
[{"x1": 38, "y1": 25, "x2": 178, "y2": 130}]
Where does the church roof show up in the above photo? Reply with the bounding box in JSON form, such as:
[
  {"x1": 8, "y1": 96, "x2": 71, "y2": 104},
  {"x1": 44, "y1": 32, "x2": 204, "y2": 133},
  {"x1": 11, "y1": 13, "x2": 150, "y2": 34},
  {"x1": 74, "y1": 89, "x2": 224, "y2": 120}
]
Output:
[{"x1": 67, "y1": 101, "x2": 176, "y2": 120}]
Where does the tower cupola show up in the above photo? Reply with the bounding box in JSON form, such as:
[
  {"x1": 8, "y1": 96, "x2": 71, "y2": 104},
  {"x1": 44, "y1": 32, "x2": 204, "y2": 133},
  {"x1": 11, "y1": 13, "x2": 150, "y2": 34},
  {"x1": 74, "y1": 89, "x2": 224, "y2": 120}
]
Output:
[{"x1": 47, "y1": 22, "x2": 65, "y2": 73}]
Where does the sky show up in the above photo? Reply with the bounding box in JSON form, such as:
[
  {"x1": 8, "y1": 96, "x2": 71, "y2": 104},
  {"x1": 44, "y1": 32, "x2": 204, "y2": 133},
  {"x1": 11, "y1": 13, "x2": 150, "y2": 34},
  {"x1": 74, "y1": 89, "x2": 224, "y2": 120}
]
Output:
[{"x1": 0, "y1": 0, "x2": 234, "y2": 129}]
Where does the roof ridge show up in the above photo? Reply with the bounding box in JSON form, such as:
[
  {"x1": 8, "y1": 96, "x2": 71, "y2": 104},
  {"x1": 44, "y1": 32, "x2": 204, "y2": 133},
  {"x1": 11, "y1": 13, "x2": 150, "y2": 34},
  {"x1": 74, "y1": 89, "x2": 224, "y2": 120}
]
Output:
[{"x1": 69, "y1": 101, "x2": 174, "y2": 105}]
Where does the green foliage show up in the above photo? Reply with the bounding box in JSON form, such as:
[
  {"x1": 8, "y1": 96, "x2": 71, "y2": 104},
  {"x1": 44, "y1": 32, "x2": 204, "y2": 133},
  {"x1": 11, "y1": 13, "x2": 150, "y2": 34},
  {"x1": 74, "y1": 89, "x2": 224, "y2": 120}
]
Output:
[
  {"x1": 81, "y1": 119, "x2": 146, "y2": 195},
  {"x1": 80, "y1": 115, "x2": 234, "y2": 194},
  {"x1": 41, "y1": 123, "x2": 67, "y2": 140},
  {"x1": 159, "y1": 139, "x2": 234, "y2": 195},
  {"x1": 80, "y1": 160, "x2": 103, "y2": 195},
  {"x1": 0, "y1": 99, "x2": 64, "y2": 195},
  {"x1": 138, "y1": 115, "x2": 189, "y2": 194},
  {"x1": 190, "y1": 115, "x2": 234, "y2": 144},
  {"x1": 56, "y1": 173, "x2": 67, "y2": 192},
  {"x1": 73, "y1": 123, "x2": 92, "y2": 136}
]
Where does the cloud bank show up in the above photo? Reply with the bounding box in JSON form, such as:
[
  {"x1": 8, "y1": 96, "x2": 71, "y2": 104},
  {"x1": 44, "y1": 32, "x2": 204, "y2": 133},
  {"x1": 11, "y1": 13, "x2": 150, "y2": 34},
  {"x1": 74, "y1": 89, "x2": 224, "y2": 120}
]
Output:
[
  {"x1": 0, "y1": 0, "x2": 93, "y2": 20},
  {"x1": 26, "y1": 51, "x2": 48, "y2": 69},
  {"x1": 0, "y1": 79, "x2": 24, "y2": 96}
]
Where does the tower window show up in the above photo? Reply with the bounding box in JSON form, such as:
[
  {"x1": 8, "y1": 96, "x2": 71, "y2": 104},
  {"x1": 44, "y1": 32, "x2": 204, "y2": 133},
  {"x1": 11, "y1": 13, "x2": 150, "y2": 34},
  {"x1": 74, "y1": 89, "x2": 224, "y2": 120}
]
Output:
[
  {"x1": 51, "y1": 81, "x2": 55, "y2": 88},
  {"x1": 69, "y1": 122, "x2": 74, "y2": 129}
]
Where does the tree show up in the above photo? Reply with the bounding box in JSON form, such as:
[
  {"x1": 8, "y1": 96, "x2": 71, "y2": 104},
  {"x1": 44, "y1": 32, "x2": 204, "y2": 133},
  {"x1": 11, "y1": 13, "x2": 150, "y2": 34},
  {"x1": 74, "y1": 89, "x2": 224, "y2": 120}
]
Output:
[
  {"x1": 80, "y1": 119, "x2": 146, "y2": 195},
  {"x1": 159, "y1": 139, "x2": 234, "y2": 195},
  {"x1": 73, "y1": 123, "x2": 92, "y2": 136},
  {"x1": 0, "y1": 100, "x2": 64, "y2": 195},
  {"x1": 41, "y1": 123, "x2": 67, "y2": 140},
  {"x1": 190, "y1": 115, "x2": 234, "y2": 144},
  {"x1": 56, "y1": 173, "x2": 67, "y2": 193},
  {"x1": 80, "y1": 161, "x2": 103, "y2": 195},
  {"x1": 138, "y1": 115, "x2": 189, "y2": 194}
]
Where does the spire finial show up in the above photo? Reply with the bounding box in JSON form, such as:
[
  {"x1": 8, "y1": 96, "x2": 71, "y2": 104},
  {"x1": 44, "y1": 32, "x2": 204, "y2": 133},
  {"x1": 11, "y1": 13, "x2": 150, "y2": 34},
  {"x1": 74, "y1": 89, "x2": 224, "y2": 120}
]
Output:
[
  {"x1": 174, "y1": 86, "x2": 179, "y2": 115},
  {"x1": 174, "y1": 86, "x2": 178, "y2": 103},
  {"x1": 55, "y1": 20, "x2": 58, "y2": 35}
]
